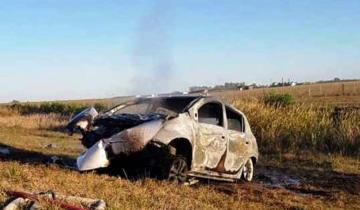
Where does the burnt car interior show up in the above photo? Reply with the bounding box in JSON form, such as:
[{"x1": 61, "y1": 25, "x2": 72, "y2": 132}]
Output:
[
  {"x1": 114, "y1": 97, "x2": 199, "y2": 116},
  {"x1": 77, "y1": 96, "x2": 201, "y2": 148},
  {"x1": 198, "y1": 102, "x2": 224, "y2": 126}
]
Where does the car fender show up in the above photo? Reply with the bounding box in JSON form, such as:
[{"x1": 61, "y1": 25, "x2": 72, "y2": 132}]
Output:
[{"x1": 154, "y1": 113, "x2": 195, "y2": 145}]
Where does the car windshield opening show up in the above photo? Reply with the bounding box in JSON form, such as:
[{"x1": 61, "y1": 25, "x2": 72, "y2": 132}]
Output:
[{"x1": 114, "y1": 97, "x2": 198, "y2": 115}]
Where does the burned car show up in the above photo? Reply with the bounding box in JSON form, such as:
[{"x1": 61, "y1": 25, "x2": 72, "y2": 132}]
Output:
[{"x1": 67, "y1": 96, "x2": 258, "y2": 183}]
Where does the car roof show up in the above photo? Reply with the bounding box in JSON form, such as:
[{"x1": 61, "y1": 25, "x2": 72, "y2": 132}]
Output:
[
  {"x1": 133, "y1": 95, "x2": 221, "y2": 112},
  {"x1": 141, "y1": 94, "x2": 205, "y2": 100}
]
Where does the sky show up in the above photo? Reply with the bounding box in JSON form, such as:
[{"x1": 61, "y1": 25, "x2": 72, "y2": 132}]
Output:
[{"x1": 0, "y1": 0, "x2": 359, "y2": 102}]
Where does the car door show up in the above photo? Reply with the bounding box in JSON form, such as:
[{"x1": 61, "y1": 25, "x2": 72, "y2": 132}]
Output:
[
  {"x1": 191, "y1": 101, "x2": 228, "y2": 172},
  {"x1": 224, "y1": 106, "x2": 249, "y2": 172}
]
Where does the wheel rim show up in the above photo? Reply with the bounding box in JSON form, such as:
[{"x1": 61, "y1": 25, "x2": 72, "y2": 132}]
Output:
[
  {"x1": 243, "y1": 159, "x2": 254, "y2": 181},
  {"x1": 168, "y1": 158, "x2": 188, "y2": 184}
]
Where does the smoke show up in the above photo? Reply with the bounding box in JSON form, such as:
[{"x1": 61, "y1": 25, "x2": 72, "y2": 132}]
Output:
[{"x1": 131, "y1": 0, "x2": 174, "y2": 95}]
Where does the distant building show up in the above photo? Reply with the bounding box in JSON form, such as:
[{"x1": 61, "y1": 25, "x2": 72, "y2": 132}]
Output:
[
  {"x1": 189, "y1": 86, "x2": 210, "y2": 92},
  {"x1": 212, "y1": 82, "x2": 246, "y2": 91}
]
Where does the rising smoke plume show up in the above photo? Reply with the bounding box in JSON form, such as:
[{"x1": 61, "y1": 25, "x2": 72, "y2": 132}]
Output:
[{"x1": 131, "y1": 0, "x2": 174, "y2": 95}]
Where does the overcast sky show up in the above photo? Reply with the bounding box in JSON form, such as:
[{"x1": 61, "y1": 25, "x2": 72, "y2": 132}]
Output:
[{"x1": 0, "y1": 0, "x2": 359, "y2": 102}]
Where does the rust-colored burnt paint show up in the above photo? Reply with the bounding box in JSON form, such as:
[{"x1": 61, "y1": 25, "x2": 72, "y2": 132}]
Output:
[
  {"x1": 107, "y1": 120, "x2": 164, "y2": 154},
  {"x1": 212, "y1": 151, "x2": 227, "y2": 172}
]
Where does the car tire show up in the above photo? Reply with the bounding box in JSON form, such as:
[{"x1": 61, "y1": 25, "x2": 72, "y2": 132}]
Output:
[
  {"x1": 242, "y1": 158, "x2": 254, "y2": 182},
  {"x1": 167, "y1": 156, "x2": 188, "y2": 184}
]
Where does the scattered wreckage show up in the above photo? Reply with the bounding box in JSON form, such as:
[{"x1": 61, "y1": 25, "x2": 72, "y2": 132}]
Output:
[
  {"x1": 67, "y1": 96, "x2": 259, "y2": 183},
  {"x1": 3, "y1": 190, "x2": 105, "y2": 210}
]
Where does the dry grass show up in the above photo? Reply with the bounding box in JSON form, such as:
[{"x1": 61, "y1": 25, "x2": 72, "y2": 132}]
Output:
[
  {"x1": 0, "y1": 94, "x2": 359, "y2": 209},
  {"x1": 0, "y1": 114, "x2": 66, "y2": 130},
  {"x1": 2, "y1": 99, "x2": 358, "y2": 156},
  {"x1": 0, "y1": 125, "x2": 358, "y2": 210},
  {"x1": 213, "y1": 81, "x2": 360, "y2": 106},
  {"x1": 1, "y1": 162, "x2": 357, "y2": 210},
  {"x1": 0, "y1": 106, "x2": 66, "y2": 130},
  {"x1": 233, "y1": 100, "x2": 360, "y2": 156}
]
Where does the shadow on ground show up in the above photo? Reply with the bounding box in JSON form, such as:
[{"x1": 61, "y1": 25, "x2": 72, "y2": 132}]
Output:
[
  {"x1": 0, "y1": 142, "x2": 76, "y2": 168},
  {"x1": 0, "y1": 142, "x2": 164, "y2": 181}
]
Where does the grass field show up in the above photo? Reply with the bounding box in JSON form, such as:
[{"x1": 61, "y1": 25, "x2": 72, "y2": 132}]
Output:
[
  {"x1": 0, "y1": 123, "x2": 358, "y2": 210},
  {"x1": 212, "y1": 80, "x2": 360, "y2": 106},
  {"x1": 0, "y1": 82, "x2": 359, "y2": 209}
]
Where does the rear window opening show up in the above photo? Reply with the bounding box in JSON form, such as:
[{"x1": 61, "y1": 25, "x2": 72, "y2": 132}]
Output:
[{"x1": 226, "y1": 107, "x2": 245, "y2": 132}]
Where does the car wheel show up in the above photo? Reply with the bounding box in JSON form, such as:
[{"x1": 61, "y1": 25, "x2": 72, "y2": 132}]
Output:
[
  {"x1": 167, "y1": 156, "x2": 188, "y2": 184},
  {"x1": 242, "y1": 158, "x2": 254, "y2": 182}
]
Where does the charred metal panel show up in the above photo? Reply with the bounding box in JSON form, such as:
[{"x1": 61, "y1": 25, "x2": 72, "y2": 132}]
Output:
[
  {"x1": 154, "y1": 113, "x2": 195, "y2": 145},
  {"x1": 193, "y1": 123, "x2": 227, "y2": 170},
  {"x1": 187, "y1": 97, "x2": 228, "y2": 173},
  {"x1": 104, "y1": 120, "x2": 163, "y2": 156},
  {"x1": 243, "y1": 116, "x2": 259, "y2": 160},
  {"x1": 77, "y1": 141, "x2": 110, "y2": 171},
  {"x1": 224, "y1": 130, "x2": 248, "y2": 172}
]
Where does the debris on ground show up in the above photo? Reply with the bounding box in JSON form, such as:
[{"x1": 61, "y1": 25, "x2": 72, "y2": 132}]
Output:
[
  {"x1": 43, "y1": 143, "x2": 56, "y2": 149},
  {"x1": 3, "y1": 190, "x2": 106, "y2": 210},
  {"x1": 3, "y1": 197, "x2": 37, "y2": 210},
  {"x1": 0, "y1": 147, "x2": 11, "y2": 155},
  {"x1": 184, "y1": 178, "x2": 199, "y2": 186},
  {"x1": 47, "y1": 156, "x2": 77, "y2": 169},
  {"x1": 50, "y1": 156, "x2": 62, "y2": 164}
]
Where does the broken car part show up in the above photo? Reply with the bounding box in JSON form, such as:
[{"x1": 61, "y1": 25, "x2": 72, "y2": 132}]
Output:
[
  {"x1": 4, "y1": 190, "x2": 106, "y2": 210},
  {"x1": 66, "y1": 107, "x2": 98, "y2": 135},
  {"x1": 77, "y1": 141, "x2": 110, "y2": 171}
]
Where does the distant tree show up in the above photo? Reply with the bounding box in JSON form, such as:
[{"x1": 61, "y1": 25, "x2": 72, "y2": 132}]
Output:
[{"x1": 10, "y1": 100, "x2": 20, "y2": 104}]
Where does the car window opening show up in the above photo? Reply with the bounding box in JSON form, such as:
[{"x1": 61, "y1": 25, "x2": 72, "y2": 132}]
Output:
[
  {"x1": 226, "y1": 107, "x2": 245, "y2": 132},
  {"x1": 198, "y1": 103, "x2": 224, "y2": 126}
]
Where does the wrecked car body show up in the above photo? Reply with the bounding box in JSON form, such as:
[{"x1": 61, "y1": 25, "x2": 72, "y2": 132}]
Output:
[{"x1": 67, "y1": 96, "x2": 259, "y2": 183}]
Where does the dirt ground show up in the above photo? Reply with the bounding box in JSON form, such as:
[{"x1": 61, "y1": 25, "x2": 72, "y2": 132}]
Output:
[{"x1": 211, "y1": 157, "x2": 360, "y2": 209}]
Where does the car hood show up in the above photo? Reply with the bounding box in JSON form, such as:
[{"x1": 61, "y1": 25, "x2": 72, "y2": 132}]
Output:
[
  {"x1": 66, "y1": 106, "x2": 166, "y2": 135},
  {"x1": 93, "y1": 112, "x2": 166, "y2": 129}
]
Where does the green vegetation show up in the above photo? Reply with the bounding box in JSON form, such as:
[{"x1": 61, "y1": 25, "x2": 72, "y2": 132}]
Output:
[
  {"x1": 9, "y1": 102, "x2": 108, "y2": 116},
  {"x1": 263, "y1": 92, "x2": 294, "y2": 107}
]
